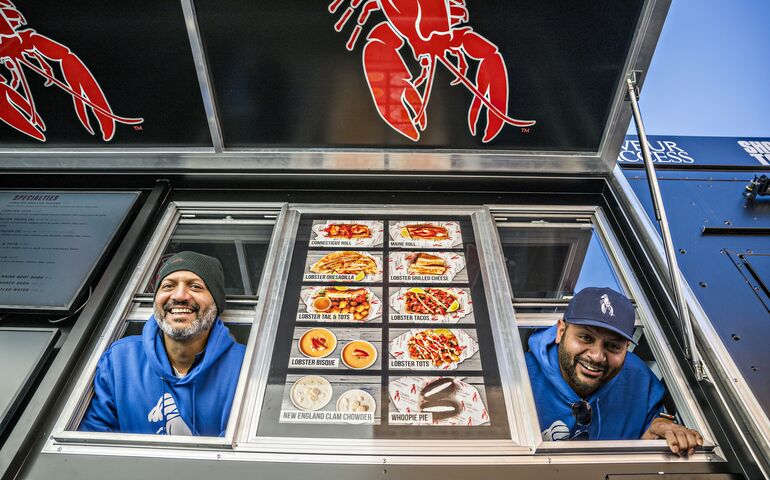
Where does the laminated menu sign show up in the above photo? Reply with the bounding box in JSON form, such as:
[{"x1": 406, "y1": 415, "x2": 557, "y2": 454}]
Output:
[
  {"x1": 389, "y1": 221, "x2": 462, "y2": 248},
  {"x1": 388, "y1": 251, "x2": 466, "y2": 283},
  {"x1": 280, "y1": 375, "x2": 380, "y2": 425},
  {"x1": 257, "y1": 213, "x2": 509, "y2": 442},
  {"x1": 388, "y1": 376, "x2": 489, "y2": 426},
  {"x1": 389, "y1": 287, "x2": 473, "y2": 323},
  {"x1": 389, "y1": 328, "x2": 480, "y2": 371},
  {"x1": 303, "y1": 250, "x2": 383, "y2": 283},
  {"x1": 310, "y1": 220, "x2": 384, "y2": 248},
  {"x1": 298, "y1": 286, "x2": 382, "y2": 323}
]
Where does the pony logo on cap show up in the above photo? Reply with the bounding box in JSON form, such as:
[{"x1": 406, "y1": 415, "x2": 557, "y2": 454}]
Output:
[{"x1": 600, "y1": 294, "x2": 614, "y2": 317}]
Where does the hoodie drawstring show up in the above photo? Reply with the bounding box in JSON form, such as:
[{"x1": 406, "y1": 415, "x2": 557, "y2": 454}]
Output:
[
  {"x1": 161, "y1": 377, "x2": 168, "y2": 434},
  {"x1": 192, "y1": 383, "x2": 197, "y2": 434},
  {"x1": 592, "y1": 397, "x2": 602, "y2": 439}
]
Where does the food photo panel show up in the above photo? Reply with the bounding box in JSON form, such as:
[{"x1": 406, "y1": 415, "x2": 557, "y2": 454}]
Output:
[
  {"x1": 389, "y1": 328, "x2": 481, "y2": 371},
  {"x1": 310, "y1": 220, "x2": 384, "y2": 248},
  {"x1": 389, "y1": 287, "x2": 474, "y2": 324},
  {"x1": 388, "y1": 251, "x2": 467, "y2": 284},
  {"x1": 289, "y1": 327, "x2": 381, "y2": 371},
  {"x1": 389, "y1": 221, "x2": 462, "y2": 249},
  {"x1": 304, "y1": 250, "x2": 383, "y2": 283},
  {"x1": 388, "y1": 376, "x2": 490, "y2": 426},
  {"x1": 280, "y1": 374, "x2": 381, "y2": 425},
  {"x1": 297, "y1": 286, "x2": 383, "y2": 323}
]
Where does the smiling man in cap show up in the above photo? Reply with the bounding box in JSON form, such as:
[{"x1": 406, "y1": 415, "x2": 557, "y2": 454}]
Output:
[
  {"x1": 80, "y1": 251, "x2": 245, "y2": 436},
  {"x1": 526, "y1": 287, "x2": 703, "y2": 455}
]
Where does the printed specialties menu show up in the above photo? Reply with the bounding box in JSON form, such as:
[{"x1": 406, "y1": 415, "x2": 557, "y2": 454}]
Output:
[{"x1": 262, "y1": 216, "x2": 505, "y2": 439}]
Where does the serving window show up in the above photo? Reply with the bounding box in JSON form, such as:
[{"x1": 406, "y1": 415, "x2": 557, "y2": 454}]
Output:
[
  {"x1": 492, "y1": 207, "x2": 715, "y2": 455},
  {"x1": 48, "y1": 202, "x2": 282, "y2": 448},
  {"x1": 47, "y1": 203, "x2": 715, "y2": 462}
]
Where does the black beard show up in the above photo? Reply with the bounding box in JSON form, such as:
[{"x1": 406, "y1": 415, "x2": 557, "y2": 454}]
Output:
[{"x1": 557, "y1": 344, "x2": 612, "y2": 398}]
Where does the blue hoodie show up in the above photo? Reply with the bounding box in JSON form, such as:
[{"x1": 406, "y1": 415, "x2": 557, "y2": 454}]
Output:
[
  {"x1": 525, "y1": 325, "x2": 665, "y2": 441},
  {"x1": 79, "y1": 317, "x2": 245, "y2": 436}
]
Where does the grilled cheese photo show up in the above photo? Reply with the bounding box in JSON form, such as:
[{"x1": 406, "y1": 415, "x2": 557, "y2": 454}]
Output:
[{"x1": 408, "y1": 253, "x2": 448, "y2": 276}]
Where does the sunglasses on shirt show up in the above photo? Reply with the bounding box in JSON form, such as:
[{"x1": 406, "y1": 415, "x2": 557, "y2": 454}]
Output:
[{"x1": 570, "y1": 400, "x2": 592, "y2": 440}]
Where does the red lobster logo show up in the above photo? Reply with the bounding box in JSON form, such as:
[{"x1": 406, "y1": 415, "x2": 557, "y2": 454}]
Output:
[
  {"x1": 0, "y1": 1, "x2": 142, "y2": 142},
  {"x1": 329, "y1": 0, "x2": 535, "y2": 142}
]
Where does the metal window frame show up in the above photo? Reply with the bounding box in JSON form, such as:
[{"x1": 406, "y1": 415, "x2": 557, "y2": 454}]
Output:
[
  {"x1": 235, "y1": 204, "x2": 539, "y2": 457},
  {"x1": 44, "y1": 201, "x2": 286, "y2": 451},
  {"x1": 485, "y1": 204, "x2": 717, "y2": 457}
]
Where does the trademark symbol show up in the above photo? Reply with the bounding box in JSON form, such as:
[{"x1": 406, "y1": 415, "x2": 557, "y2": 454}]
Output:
[
  {"x1": 521, "y1": 127, "x2": 530, "y2": 134},
  {"x1": 133, "y1": 125, "x2": 143, "y2": 132}
]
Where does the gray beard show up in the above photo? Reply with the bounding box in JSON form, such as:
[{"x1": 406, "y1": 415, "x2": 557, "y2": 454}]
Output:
[{"x1": 154, "y1": 303, "x2": 217, "y2": 343}]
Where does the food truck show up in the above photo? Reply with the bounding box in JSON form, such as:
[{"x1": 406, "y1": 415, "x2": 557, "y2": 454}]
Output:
[{"x1": 0, "y1": 1, "x2": 768, "y2": 479}]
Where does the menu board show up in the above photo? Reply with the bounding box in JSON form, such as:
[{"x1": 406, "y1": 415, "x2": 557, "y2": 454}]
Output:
[
  {"x1": 256, "y1": 215, "x2": 510, "y2": 441},
  {"x1": 0, "y1": 191, "x2": 138, "y2": 311}
]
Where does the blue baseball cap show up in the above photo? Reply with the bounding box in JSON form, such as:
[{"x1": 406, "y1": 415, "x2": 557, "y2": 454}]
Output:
[{"x1": 564, "y1": 287, "x2": 636, "y2": 343}]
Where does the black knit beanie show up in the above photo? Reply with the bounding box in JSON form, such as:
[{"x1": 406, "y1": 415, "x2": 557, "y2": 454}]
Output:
[{"x1": 155, "y1": 251, "x2": 226, "y2": 315}]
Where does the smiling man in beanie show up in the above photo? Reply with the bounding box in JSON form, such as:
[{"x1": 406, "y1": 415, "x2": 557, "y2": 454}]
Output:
[
  {"x1": 526, "y1": 287, "x2": 703, "y2": 456},
  {"x1": 80, "y1": 252, "x2": 245, "y2": 436}
]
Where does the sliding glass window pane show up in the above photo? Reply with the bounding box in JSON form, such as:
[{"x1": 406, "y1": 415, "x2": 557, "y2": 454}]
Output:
[
  {"x1": 498, "y1": 226, "x2": 621, "y2": 299},
  {"x1": 243, "y1": 242, "x2": 269, "y2": 294},
  {"x1": 143, "y1": 221, "x2": 274, "y2": 296},
  {"x1": 574, "y1": 233, "x2": 623, "y2": 294}
]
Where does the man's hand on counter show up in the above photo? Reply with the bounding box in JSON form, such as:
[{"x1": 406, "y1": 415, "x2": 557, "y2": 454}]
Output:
[{"x1": 642, "y1": 417, "x2": 703, "y2": 456}]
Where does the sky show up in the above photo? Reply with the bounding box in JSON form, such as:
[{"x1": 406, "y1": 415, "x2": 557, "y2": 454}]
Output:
[{"x1": 628, "y1": 0, "x2": 770, "y2": 137}]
